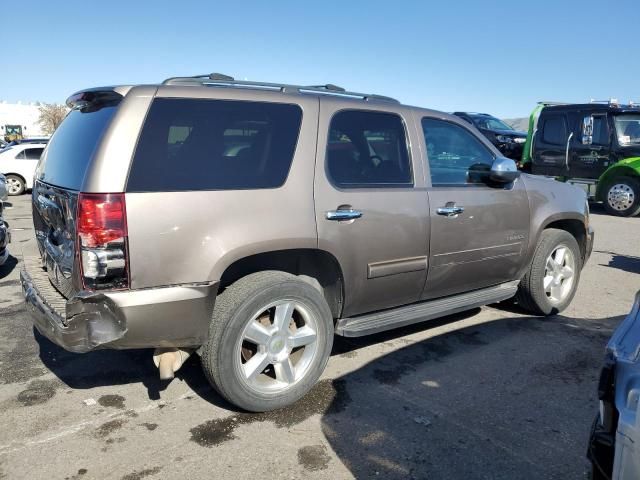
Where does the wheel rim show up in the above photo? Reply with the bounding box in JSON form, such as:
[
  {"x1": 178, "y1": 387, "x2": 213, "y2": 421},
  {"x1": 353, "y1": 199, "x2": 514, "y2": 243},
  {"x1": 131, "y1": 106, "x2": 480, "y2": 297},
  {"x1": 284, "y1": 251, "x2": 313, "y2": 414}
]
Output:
[
  {"x1": 544, "y1": 245, "x2": 576, "y2": 304},
  {"x1": 234, "y1": 299, "x2": 319, "y2": 394},
  {"x1": 6, "y1": 177, "x2": 22, "y2": 195},
  {"x1": 607, "y1": 183, "x2": 635, "y2": 211}
]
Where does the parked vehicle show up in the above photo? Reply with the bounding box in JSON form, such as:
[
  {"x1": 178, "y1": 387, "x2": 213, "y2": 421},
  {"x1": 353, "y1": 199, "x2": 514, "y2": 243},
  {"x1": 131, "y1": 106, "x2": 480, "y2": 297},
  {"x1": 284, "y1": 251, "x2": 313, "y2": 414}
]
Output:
[
  {"x1": 1, "y1": 137, "x2": 49, "y2": 150},
  {"x1": 21, "y1": 74, "x2": 593, "y2": 412},
  {"x1": 588, "y1": 292, "x2": 640, "y2": 480},
  {"x1": 453, "y1": 112, "x2": 527, "y2": 160},
  {"x1": 521, "y1": 100, "x2": 640, "y2": 217},
  {"x1": 0, "y1": 142, "x2": 46, "y2": 195},
  {"x1": 0, "y1": 173, "x2": 10, "y2": 266}
]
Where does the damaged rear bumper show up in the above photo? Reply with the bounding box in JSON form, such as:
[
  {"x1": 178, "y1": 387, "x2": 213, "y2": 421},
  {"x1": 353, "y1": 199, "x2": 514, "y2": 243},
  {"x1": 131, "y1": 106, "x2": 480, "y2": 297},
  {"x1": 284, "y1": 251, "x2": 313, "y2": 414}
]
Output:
[
  {"x1": 20, "y1": 256, "x2": 217, "y2": 353},
  {"x1": 20, "y1": 258, "x2": 127, "y2": 353}
]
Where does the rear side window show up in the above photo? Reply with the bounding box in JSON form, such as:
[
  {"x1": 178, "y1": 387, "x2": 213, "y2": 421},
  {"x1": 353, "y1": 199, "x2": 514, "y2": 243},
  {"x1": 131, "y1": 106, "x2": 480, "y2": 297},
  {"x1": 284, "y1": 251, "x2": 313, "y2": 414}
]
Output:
[
  {"x1": 24, "y1": 148, "x2": 44, "y2": 160},
  {"x1": 326, "y1": 110, "x2": 412, "y2": 188},
  {"x1": 127, "y1": 98, "x2": 302, "y2": 192},
  {"x1": 36, "y1": 106, "x2": 117, "y2": 190},
  {"x1": 541, "y1": 116, "x2": 568, "y2": 145}
]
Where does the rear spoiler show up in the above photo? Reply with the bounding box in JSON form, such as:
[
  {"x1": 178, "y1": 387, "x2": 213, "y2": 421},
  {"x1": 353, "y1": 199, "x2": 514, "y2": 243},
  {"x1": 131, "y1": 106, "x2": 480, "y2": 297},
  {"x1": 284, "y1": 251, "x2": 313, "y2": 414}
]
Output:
[{"x1": 66, "y1": 86, "x2": 131, "y2": 110}]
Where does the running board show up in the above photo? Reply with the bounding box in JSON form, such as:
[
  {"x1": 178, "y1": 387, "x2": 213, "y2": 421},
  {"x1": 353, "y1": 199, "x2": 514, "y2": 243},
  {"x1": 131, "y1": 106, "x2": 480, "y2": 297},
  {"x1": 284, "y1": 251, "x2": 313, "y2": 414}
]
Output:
[{"x1": 335, "y1": 281, "x2": 519, "y2": 337}]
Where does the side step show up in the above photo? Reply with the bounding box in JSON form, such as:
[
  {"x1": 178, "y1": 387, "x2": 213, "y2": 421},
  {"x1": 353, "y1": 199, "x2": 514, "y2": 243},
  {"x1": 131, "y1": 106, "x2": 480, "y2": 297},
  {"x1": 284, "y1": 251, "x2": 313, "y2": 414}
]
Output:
[{"x1": 335, "y1": 281, "x2": 519, "y2": 337}]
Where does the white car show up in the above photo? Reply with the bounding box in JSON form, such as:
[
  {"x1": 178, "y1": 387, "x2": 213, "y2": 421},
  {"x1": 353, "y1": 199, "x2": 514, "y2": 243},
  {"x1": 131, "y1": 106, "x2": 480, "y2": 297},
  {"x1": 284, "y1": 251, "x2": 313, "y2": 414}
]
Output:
[{"x1": 0, "y1": 143, "x2": 46, "y2": 195}]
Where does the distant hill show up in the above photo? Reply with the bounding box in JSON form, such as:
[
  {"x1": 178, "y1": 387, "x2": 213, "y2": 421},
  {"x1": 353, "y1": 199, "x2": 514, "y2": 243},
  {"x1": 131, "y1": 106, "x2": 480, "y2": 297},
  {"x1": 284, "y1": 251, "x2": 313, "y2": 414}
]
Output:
[{"x1": 503, "y1": 117, "x2": 529, "y2": 132}]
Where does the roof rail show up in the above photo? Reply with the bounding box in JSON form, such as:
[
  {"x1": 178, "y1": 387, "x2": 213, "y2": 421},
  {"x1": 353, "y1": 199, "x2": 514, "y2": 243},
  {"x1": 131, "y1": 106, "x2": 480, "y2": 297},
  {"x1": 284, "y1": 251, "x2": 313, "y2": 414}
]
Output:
[
  {"x1": 538, "y1": 101, "x2": 571, "y2": 106},
  {"x1": 161, "y1": 73, "x2": 399, "y2": 103}
]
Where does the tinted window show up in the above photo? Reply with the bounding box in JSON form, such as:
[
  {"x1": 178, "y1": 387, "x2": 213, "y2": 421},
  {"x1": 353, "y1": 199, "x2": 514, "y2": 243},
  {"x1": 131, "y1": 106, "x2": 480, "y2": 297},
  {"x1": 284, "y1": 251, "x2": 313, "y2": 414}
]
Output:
[
  {"x1": 591, "y1": 115, "x2": 609, "y2": 145},
  {"x1": 542, "y1": 116, "x2": 568, "y2": 145},
  {"x1": 127, "y1": 98, "x2": 302, "y2": 192},
  {"x1": 422, "y1": 118, "x2": 494, "y2": 185},
  {"x1": 24, "y1": 148, "x2": 44, "y2": 160},
  {"x1": 36, "y1": 106, "x2": 116, "y2": 190},
  {"x1": 326, "y1": 110, "x2": 412, "y2": 187},
  {"x1": 16, "y1": 150, "x2": 26, "y2": 160}
]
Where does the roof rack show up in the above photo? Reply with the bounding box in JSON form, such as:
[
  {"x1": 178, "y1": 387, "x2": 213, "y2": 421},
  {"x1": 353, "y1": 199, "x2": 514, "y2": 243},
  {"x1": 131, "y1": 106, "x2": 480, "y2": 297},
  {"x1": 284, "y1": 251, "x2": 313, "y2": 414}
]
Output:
[
  {"x1": 161, "y1": 73, "x2": 399, "y2": 104},
  {"x1": 590, "y1": 98, "x2": 620, "y2": 106}
]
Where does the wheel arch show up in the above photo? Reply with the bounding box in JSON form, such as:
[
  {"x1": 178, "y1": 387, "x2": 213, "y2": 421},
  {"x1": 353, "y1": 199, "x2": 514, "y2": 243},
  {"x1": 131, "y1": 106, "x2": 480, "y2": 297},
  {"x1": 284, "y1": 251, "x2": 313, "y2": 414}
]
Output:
[
  {"x1": 595, "y1": 158, "x2": 640, "y2": 201},
  {"x1": 541, "y1": 218, "x2": 588, "y2": 263},
  {"x1": 218, "y1": 248, "x2": 345, "y2": 319},
  {"x1": 4, "y1": 172, "x2": 26, "y2": 184}
]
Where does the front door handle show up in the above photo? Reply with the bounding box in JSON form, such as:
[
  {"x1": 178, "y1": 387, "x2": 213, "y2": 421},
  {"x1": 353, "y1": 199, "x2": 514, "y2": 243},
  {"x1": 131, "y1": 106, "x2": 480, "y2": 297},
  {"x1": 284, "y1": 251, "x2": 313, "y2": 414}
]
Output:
[
  {"x1": 436, "y1": 206, "x2": 464, "y2": 217},
  {"x1": 326, "y1": 209, "x2": 363, "y2": 221}
]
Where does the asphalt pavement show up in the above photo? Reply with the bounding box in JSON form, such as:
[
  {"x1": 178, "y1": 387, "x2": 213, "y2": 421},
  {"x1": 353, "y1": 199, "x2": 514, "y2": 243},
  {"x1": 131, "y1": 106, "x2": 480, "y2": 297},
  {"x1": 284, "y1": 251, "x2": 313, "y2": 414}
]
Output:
[{"x1": 1, "y1": 194, "x2": 639, "y2": 479}]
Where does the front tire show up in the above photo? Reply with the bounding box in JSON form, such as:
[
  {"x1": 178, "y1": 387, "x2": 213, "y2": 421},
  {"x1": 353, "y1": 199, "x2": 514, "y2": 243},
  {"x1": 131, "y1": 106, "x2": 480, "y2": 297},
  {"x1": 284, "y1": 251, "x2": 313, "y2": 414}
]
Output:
[
  {"x1": 201, "y1": 271, "x2": 334, "y2": 412},
  {"x1": 516, "y1": 229, "x2": 582, "y2": 315},
  {"x1": 5, "y1": 175, "x2": 25, "y2": 196},
  {"x1": 603, "y1": 176, "x2": 640, "y2": 217}
]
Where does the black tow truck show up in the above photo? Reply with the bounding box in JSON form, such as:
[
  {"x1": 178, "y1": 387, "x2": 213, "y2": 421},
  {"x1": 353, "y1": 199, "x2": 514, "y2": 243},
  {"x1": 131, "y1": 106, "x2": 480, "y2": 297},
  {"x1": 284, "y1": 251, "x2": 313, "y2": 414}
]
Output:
[{"x1": 521, "y1": 100, "x2": 640, "y2": 217}]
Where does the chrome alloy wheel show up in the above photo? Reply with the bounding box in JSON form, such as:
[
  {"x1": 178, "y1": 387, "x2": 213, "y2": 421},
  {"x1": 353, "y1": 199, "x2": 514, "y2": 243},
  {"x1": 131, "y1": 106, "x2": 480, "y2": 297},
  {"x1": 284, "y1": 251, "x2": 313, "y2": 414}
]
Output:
[
  {"x1": 6, "y1": 177, "x2": 22, "y2": 195},
  {"x1": 544, "y1": 245, "x2": 575, "y2": 304},
  {"x1": 235, "y1": 300, "x2": 319, "y2": 394},
  {"x1": 607, "y1": 183, "x2": 635, "y2": 212}
]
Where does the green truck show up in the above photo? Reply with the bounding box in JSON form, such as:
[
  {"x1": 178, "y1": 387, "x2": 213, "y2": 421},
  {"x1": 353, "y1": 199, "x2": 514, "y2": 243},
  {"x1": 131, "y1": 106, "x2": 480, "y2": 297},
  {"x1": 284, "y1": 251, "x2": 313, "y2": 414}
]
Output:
[{"x1": 522, "y1": 100, "x2": 640, "y2": 216}]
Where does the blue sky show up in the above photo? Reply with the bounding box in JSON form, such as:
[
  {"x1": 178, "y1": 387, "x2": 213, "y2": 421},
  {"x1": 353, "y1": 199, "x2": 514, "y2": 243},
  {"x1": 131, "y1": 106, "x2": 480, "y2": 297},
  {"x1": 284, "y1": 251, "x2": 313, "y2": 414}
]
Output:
[{"x1": 1, "y1": 0, "x2": 636, "y2": 118}]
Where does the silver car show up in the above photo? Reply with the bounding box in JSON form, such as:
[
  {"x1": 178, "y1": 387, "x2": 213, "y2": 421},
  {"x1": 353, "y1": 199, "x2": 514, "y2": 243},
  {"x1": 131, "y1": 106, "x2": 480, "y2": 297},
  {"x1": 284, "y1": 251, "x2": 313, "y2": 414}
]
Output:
[
  {"x1": 588, "y1": 292, "x2": 640, "y2": 479},
  {"x1": 20, "y1": 74, "x2": 593, "y2": 412},
  {"x1": 0, "y1": 173, "x2": 9, "y2": 265}
]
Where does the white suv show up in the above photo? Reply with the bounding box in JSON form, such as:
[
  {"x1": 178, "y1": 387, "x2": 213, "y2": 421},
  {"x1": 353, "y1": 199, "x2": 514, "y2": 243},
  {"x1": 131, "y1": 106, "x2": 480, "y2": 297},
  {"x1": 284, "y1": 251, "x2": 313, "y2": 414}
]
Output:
[{"x1": 0, "y1": 143, "x2": 46, "y2": 195}]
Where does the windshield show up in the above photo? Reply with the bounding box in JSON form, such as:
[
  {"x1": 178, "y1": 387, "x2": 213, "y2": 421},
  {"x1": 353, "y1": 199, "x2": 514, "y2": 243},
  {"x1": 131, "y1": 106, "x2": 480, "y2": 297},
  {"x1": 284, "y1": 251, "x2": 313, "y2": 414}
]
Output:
[
  {"x1": 614, "y1": 114, "x2": 640, "y2": 145},
  {"x1": 471, "y1": 116, "x2": 514, "y2": 131}
]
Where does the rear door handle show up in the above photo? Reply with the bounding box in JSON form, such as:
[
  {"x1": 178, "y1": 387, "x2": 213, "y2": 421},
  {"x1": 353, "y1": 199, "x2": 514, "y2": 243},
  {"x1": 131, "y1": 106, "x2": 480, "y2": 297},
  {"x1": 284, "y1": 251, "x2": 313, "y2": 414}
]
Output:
[
  {"x1": 326, "y1": 209, "x2": 363, "y2": 221},
  {"x1": 436, "y1": 206, "x2": 464, "y2": 217}
]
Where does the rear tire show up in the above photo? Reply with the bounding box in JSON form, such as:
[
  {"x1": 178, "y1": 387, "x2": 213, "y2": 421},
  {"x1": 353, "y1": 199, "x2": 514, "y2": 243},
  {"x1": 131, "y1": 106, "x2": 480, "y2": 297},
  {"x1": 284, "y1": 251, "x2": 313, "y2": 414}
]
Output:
[
  {"x1": 5, "y1": 175, "x2": 25, "y2": 196},
  {"x1": 201, "y1": 271, "x2": 334, "y2": 412},
  {"x1": 603, "y1": 176, "x2": 640, "y2": 217},
  {"x1": 516, "y1": 229, "x2": 582, "y2": 315}
]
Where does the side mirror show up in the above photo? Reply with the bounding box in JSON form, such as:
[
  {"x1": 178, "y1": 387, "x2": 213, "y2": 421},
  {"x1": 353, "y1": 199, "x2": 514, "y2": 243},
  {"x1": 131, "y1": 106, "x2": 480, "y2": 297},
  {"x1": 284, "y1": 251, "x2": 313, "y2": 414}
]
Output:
[
  {"x1": 582, "y1": 115, "x2": 593, "y2": 145},
  {"x1": 489, "y1": 157, "x2": 520, "y2": 184}
]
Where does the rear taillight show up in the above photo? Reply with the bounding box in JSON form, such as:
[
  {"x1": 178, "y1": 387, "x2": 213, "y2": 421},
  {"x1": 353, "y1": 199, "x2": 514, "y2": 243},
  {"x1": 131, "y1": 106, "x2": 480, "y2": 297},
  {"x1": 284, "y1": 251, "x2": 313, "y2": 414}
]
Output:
[{"x1": 77, "y1": 193, "x2": 129, "y2": 290}]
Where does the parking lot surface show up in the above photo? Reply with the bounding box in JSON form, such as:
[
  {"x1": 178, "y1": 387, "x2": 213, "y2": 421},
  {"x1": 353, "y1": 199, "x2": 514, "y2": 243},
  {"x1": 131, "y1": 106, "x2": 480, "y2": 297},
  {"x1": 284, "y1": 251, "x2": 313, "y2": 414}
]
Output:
[{"x1": 1, "y1": 194, "x2": 639, "y2": 479}]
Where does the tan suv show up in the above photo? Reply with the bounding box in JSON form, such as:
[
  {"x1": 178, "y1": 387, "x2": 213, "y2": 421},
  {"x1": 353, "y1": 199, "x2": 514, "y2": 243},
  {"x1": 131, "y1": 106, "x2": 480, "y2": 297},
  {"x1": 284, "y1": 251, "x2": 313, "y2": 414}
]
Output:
[{"x1": 21, "y1": 74, "x2": 594, "y2": 412}]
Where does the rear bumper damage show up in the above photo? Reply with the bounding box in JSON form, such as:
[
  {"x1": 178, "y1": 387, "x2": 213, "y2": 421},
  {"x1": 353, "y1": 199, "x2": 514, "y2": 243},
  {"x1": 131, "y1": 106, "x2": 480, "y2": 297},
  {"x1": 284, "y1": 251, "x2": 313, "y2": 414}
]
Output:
[{"x1": 20, "y1": 256, "x2": 217, "y2": 353}]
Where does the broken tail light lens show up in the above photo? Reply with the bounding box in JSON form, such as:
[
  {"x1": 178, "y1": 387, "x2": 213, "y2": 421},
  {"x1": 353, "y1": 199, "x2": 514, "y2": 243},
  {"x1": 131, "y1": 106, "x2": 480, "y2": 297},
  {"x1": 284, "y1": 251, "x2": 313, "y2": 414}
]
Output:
[{"x1": 77, "y1": 193, "x2": 129, "y2": 290}]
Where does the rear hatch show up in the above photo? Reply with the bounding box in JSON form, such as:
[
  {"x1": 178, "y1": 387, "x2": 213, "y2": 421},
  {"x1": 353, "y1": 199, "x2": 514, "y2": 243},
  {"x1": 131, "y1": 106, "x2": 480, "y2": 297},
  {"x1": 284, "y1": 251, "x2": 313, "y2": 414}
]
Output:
[{"x1": 32, "y1": 92, "x2": 121, "y2": 298}]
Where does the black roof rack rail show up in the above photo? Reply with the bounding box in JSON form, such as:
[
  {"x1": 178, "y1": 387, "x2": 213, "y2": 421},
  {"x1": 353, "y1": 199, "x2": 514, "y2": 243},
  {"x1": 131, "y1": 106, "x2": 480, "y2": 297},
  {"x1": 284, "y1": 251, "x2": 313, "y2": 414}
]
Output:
[{"x1": 161, "y1": 73, "x2": 399, "y2": 103}]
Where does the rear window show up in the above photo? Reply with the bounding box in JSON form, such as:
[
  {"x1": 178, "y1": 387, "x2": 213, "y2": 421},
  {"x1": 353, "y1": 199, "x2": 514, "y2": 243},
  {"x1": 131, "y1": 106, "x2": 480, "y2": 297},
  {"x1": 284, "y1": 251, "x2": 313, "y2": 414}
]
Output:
[
  {"x1": 36, "y1": 106, "x2": 117, "y2": 190},
  {"x1": 126, "y1": 98, "x2": 303, "y2": 192}
]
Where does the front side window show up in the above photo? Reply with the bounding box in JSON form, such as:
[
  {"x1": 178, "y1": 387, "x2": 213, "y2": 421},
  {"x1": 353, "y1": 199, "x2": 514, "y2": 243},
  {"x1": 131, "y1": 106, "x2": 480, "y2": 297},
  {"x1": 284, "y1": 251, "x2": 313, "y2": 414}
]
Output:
[
  {"x1": 422, "y1": 118, "x2": 494, "y2": 185},
  {"x1": 614, "y1": 114, "x2": 640, "y2": 146},
  {"x1": 590, "y1": 115, "x2": 609, "y2": 145},
  {"x1": 127, "y1": 98, "x2": 302, "y2": 192},
  {"x1": 542, "y1": 116, "x2": 568, "y2": 145},
  {"x1": 326, "y1": 110, "x2": 412, "y2": 187}
]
